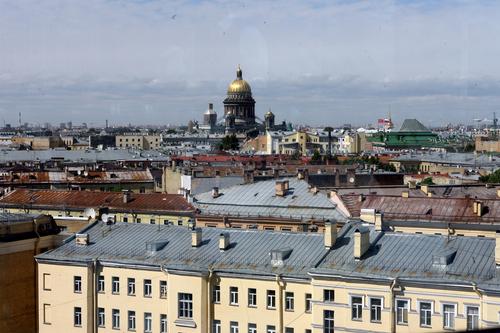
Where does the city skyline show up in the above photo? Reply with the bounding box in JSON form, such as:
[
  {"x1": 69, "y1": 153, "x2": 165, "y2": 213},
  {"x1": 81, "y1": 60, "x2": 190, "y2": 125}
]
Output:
[{"x1": 1, "y1": 0, "x2": 500, "y2": 126}]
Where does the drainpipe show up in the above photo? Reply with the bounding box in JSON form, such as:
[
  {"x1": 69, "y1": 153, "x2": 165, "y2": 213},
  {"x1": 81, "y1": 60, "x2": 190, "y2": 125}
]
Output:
[
  {"x1": 472, "y1": 282, "x2": 483, "y2": 329},
  {"x1": 390, "y1": 278, "x2": 398, "y2": 333},
  {"x1": 207, "y1": 269, "x2": 214, "y2": 333},
  {"x1": 92, "y1": 259, "x2": 97, "y2": 333},
  {"x1": 276, "y1": 274, "x2": 285, "y2": 333}
]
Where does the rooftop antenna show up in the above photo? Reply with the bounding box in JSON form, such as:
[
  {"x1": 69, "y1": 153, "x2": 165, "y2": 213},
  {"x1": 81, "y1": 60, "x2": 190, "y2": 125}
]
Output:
[
  {"x1": 18, "y1": 112, "x2": 22, "y2": 128},
  {"x1": 493, "y1": 112, "x2": 498, "y2": 140}
]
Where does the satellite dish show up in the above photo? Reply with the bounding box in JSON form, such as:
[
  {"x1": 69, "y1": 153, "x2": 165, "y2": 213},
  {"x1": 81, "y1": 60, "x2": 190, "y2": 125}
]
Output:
[
  {"x1": 84, "y1": 208, "x2": 96, "y2": 219},
  {"x1": 101, "y1": 213, "x2": 110, "y2": 223}
]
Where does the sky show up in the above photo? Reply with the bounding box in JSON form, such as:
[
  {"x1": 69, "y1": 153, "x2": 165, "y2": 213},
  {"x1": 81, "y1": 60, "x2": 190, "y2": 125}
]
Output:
[{"x1": 1, "y1": 0, "x2": 500, "y2": 128}]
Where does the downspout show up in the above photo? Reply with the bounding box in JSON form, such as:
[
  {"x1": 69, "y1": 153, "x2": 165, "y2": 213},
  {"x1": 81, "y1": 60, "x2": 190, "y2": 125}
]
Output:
[
  {"x1": 276, "y1": 274, "x2": 284, "y2": 333},
  {"x1": 92, "y1": 259, "x2": 97, "y2": 333},
  {"x1": 390, "y1": 277, "x2": 398, "y2": 333},
  {"x1": 33, "y1": 217, "x2": 41, "y2": 333},
  {"x1": 207, "y1": 269, "x2": 214, "y2": 333},
  {"x1": 472, "y1": 282, "x2": 483, "y2": 329}
]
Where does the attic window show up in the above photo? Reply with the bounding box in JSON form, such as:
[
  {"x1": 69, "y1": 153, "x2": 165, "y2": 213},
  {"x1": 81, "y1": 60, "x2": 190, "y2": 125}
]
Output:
[
  {"x1": 110, "y1": 173, "x2": 118, "y2": 178},
  {"x1": 432, "y1": 248, "x2": 457, "y2": 267},
  {"x1": 270, "y1": 248, "x2": 293, "y2": 267},
  {"x1": 146, "y1": 240, "x2": 168, "y2": 254}
]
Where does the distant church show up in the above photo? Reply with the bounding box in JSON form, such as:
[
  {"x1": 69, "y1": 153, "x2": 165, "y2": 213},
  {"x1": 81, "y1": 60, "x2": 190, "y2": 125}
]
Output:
[{"x1": 200, "y1": 65, "x2": 287, "y2": 136}]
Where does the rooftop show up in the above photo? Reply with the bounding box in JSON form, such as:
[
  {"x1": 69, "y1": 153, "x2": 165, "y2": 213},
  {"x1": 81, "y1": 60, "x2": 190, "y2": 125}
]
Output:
[
  {"x1": 193, "y1": 177, "x2": 348, "y2": 221},
  {"x1": 0, "y1": 189, "x2": 195, "y2": 214}
]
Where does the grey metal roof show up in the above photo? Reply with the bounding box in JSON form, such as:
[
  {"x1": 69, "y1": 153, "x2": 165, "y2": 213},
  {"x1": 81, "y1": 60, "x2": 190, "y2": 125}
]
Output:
[
  {"x1": 392, "y1": 152, "x2": 500, "y2": 168},
  {"x1": 0, "y1": 149, "x2": 170, "y2": 163},
  {"x1": 36, "y1": 221, "x2": 500, "y2": 290},
  {"x1": 190, "y1": 176, "x2": 245, "y2": 195},
  {"x1": 399, "y1": 119, "x2": 430, "y2": 132},
  {"x1": 193, "y1": 177, "x2": 348, "y2": 221},
  {"x1": 36, "y1": 222, "x2": 328, "y2": 278},
  {"x1": 314, "y1": 222, "x2": 497, "y2": 286}
]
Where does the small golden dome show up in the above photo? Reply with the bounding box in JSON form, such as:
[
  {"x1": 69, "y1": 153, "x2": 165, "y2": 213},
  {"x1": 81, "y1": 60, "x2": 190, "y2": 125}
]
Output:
[{"x1": 227, "y1": 65, "x2": 252, "y2": 94}]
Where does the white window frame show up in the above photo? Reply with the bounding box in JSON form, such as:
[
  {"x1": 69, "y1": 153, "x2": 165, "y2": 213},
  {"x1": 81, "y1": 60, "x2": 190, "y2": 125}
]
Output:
[
  {"x1": 418, "y1": 300, "x2": 433, "y2": 327},
  {"x1": 144, "y1": 279, "x2": 152, "y2": 297},
  {"x1": 97, "y1": 307, "x2": 105, "y2": 327},
  {"x1": 230, "y1": 287, "x2": 239, "y2": 305},
  {"x1": 442, "y1": 303, "x2": 456, "y2": 329},
  {"x1": 396, "y1": 298, "x2": 410, "y2": 325},
  {"x1": 97, "y1": 275, "x2": 105, "y2": 293},
  {"x1": 213, "y1": 320, "x2": 221, "y2": 333},
  {"x1": 74, "y1": 307, "x2": 82, "y2": 327},
  {"x1": 465, "y1": 305, "x2": 480, "y2": 331},
  {"x1": 248, "y1": 288, "x2": 257, "y2": 307},
  {"x1": 267, "y1": 290, "x2": 276, "y2": 309},
  {"x1": 112, "y1": 309, "x2": 120, "y2": 329},
  {"x1": 74, "y1": 276, "x2": 82, "y2": 293},
  {"x1": 324, "y1": 289, "x2": 335, "y2": 303},
  {"x1": 112, "y1": 276, "x2": 120, "y2": 294},
  {"x1": 128, "y1": 278, "x2": 135, "y2": 296},
  {"x1": 285, "y1": 292, "x2": 294, "y2": 311},
  {"x1": 351, "y1": 295, "x2": 363, "y2": 321},
  {"x1": 230, "y1": 321, "x2": 239, "y2": 333},
  {"x1": 144, "y1": 312, "x2": 152, "y2": 333},
  {"x1": 213, "y1": 284, "x2": 220, "y2": 304},
  {"x1": 267, "y1": 325, "x2": 276, "y2": 333},
  {"x1": 369, "y1": 297, "x2": 382, "y2": 323},
  {"x1": 178, "y1": 293, "x2": 193, "y2": 319},
  {"x1": 128, "y1": 310, "x2": 136, "y2": 331},
  {"x1": 305, "y1": 293, "x2": 312, "y2": 313},
  {"x1": 248, "y1": 323, "x2": 257, "y2": 333},
  {"x1": 160, "y1": 314, "x2": 167, "y2": 333}
]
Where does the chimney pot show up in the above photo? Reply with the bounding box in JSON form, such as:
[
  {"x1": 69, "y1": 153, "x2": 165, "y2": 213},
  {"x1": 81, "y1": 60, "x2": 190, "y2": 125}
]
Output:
[
  {"x1": 324, "y1": 221, "x2": 337, "y2": 249},
  {"x1": 191, "y1": 228, "x2": 202, "y2": 247},
  {"x1": 219, "y1": 233, "x2": 230, "y2": 251}
]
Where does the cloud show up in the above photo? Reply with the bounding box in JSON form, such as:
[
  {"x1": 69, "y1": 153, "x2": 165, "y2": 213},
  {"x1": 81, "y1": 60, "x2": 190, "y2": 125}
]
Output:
[{"x1": 0, "y1": 0, "x2": 500, "y2": 125}]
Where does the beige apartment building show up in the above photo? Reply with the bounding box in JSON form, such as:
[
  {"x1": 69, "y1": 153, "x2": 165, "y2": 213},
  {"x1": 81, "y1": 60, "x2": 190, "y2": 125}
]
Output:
[
  {"x1": 116, "y1": 134, "x2": 161, "y2": 150},
  {"x1": 37, "y1": 219, "x2": 500, "y2": 333}
]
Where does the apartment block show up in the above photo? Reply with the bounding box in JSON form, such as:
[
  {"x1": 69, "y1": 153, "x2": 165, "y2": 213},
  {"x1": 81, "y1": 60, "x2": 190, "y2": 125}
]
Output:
[
  {"x1": 116, "y1": 134, "x2": 161, "y2": 150},
  {"x1": 36, "y1": 220, "x2": 500, "y2": 332}
]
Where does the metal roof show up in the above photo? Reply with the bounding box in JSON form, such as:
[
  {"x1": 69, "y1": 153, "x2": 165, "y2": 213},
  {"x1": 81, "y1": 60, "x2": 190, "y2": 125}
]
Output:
[
  {"x1": 37, "y1": 222, "x2": 328, "y2": 278},
  {"x1": 314, "y1": 222, "x2": 497, "y2": 287},
  {"x1": 0, "y1": 189, "x2": 195, "y2": 214},
  {"x1": 0, "y1": 170, "x2": 153, "y2": 184},
  {"x1": 36, "y1": 221, "x2": 500, "y2": 289},
  {"x1": 392, "y1": 152, "x2": 500, "y2": 167},
  {"x1": 0, "y1": 149, "x2": 169, "y2": 163},
  {"x1": 193, "y1": 177, "x2": 348, "y2": 221},
  {"x1": 399, "y1": 119, "x2": 431, "y2": 132}
]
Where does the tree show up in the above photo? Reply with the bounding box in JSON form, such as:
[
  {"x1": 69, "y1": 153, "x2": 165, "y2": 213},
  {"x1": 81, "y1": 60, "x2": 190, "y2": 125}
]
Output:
[
  {"x1": 420, "y1": 177, "x2": 434, "y2": 185},
  {"x1": 311, "y1": 150, "x2": 322, "y2": 162},
  {"x1": 218, "y1": 134, "x2": 239, "y2": 151},
  {"x1": 480, "y1": 169, "x2": 500, "y2": 183}
]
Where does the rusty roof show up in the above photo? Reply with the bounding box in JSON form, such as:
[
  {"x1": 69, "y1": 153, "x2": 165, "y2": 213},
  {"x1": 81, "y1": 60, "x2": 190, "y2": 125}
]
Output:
[
  {"x1": 342, "y1": 193, "x2": 500, "y2": 223},
  {"x1": 0, "y1": 170, "x2": 154, "y2": 184},
  {"x1": 0, "y1": 189, "x2": 195, "y2": 213}
]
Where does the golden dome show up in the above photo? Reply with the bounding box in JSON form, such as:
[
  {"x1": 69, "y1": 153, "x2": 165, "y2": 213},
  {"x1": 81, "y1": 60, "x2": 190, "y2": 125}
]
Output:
[{"x1": 227, "y1": 65, "x2": 252, "y2": 94}]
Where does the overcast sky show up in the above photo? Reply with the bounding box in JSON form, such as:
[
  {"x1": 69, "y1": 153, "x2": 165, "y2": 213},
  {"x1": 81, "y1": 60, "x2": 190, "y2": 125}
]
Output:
[{"x1": 1, "y1": 0, "x2": 500, "y2": 128}]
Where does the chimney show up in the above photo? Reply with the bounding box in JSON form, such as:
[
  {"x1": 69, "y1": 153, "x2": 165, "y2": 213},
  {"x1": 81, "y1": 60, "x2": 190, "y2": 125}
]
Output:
[
  {"x1": 123, "y1": 190, "x2": 131, "y2": 203},
  {"x1": 497, "y1": 189, "x2": 500, "y2": 198},
  {"x1": 358, "y1": 194, "x2": 365, "y2": 202},
  {"x1": 477, "y1": 201, "x2": 483, "y2": 217},
  {"x1": 212, "y1": 187, "x2": 220, "y2": 198},
  {"x1": 297, "y1": 169, "x2": 304, "y2": 180},
  {"x1": 496, "y1": 231, "x2": 500, "y2": 266},
  {"x1": 374, "y1": 212, "x2": 383, "y2": 232},
  {"x1": 408, "y1": 181, "x2": 417, "y2": 189},
  {"x1": 273, "y1": 168, "x2": 280, "y2": 179},
  {"x1": 401, "y1": 191, "x2": 409, "y2": 198},
  {"x1": 324, "y1": 221, "x2": 337, "y2": 249},
  {"x1": 421, "y1": 185, "x2": 429, "y2": 195},
  {"x1": 75, "y1": 233, "x2": 89, "y2": 246},
  {"x1": 219, "y1": 233, "x2": 230, "y2": 251},
  {"x1": 354, "y1": 227, "x2": 370, "y2": 260},
  {"x1": 191, "y1": 228, "x2": 202, "y2": 247},
  {"x1": 275, "y1": 180, "x2": 287, "y2": 196}
]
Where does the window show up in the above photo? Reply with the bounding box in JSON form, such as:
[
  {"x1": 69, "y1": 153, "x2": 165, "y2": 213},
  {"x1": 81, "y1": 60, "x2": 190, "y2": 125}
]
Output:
[
  {"x1": 136, "y1": 218, "x2": 141, "y2": 223},
  {"x1": 98, "y1": 275, "x2": 105, "y2": 293},
  {"x1": 150, "y1": 218, "x2": 155, "y2": 224},
  {"x1": 248, "y1": 323, "x2": 257, "y2": 333},
  {"x1": 267, "y1": 290, "x2": 276, "y2": 309},
  {"x1": 43, "y1": 273, "x2": 51, "y2": 291},
  {"x1": 467, "y1": 306, "x2": 479, "y2": 331},
  {"x1": 267, "y1": 325, "x2": 276, "y2": 333},
  {"x1": 213, "y1": 320, "x2": 221, "y2": 333},
  {"x1": 443, "y1": 304, "x2": 455, "y2": 329},
  {"x1": 230, "y1": 287, "x2": 239, "y2": 305},
  {"x1": 128, "y1": 311, "x2": 136, "y2": 331},
  {"x1": 144, "y1": 312, "x2": 152, "y2": 333},
  {"x1": 112, "y1": 309, "x2": 120, "y2": 329},
  {"x1": 370, "y1": 298, "x2": 382, "y2": 322},
  {"x1": 213, "y1": 285, "x2": 220, "y2": 303},
  {"x1": 419, "y1": 302, "x2": 432, "y2": 327},
  {"x1": 248, "y1": 288, "x2": 257, "y2": 307},
  {"x1": 177, "y1": 220, "x2": 183, "y2": 226},
  {"x1": 98, "y1": 308, "x2": 105, "y2": 327},
  {"x1": 285, "y1": 292, "x2": 294, "y2": 311},
  {"x1": 396, "y1": 300, "x2": 409, "y2": 325},
  {"x1": 160, "y1": 280, "x2": 167, "y2": 298},
  {"x1": 123, "y1": 216, "x2": 128, "y2": 222},
  {"x1": 163, "y1": 219, "x2": 169, "y2": 225},
  {"x1": 112, "y1": 276, "x2": 120, "y2": 294},
  {"x1": 306, "y1": 330, "x2": 312, "y2": 333},
  {"x1": 178, "y1": 293, "x2": 193, "y2": 319},
  {"x1": 285, "y1": 328, "x2": 294, "y2": 333},
  {"x1": 351, "y1": 296, "x2": 363, "y2": 320},
  {"x1": 230, "y1": 321, "x2": 239, "y2": 333},
  {"x1": 160, "y1": 314, "x2": 167, "y2": 333},
  {"x1": 324, "y1": 310, "x2": 334, "y2": 333},
  {"x1": 324, "y1": 289, "x2": 335, "y2": 302},
  {"x1": 74, "y1": 307, "x2": 82, "y2": 327},
  {"x1": 74, "y1": 276, "x2": 82, "y2": 293},
  {"x1": 144, "y1": 279, "x2": 152, "y2": 297},
  {"x1": 128, "y1": 278, "x2": 135, "y2": 296},
  {"x1": 305, "y1": 293, "x2": 312, "y2": 313},
  {"x1": 43, "y1": 304, "x2": 51, "y2": 324}
]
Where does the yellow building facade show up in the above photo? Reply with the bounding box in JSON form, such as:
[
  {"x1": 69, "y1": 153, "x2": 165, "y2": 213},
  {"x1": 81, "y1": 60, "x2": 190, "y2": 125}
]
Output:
[{"x1": 37, "y1": 221, "x2": 500, "y2": 333}]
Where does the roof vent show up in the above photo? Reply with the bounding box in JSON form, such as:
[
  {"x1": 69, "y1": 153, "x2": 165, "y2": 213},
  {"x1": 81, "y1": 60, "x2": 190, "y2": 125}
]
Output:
[
  {"x1": 75, "y1": 233, "x2": 89, "y2": 246},
  {"x1": 270, "y1": 248, "x2": 293, "y2": 267},
  {"x1": 219, "y1": 233, "x2": 230, "y2": 251},
  {"x1": 432, "y1": 248, "x2": 457, "y2": 267},
  {"x1": 146, "y1": 240, "x2": 168, "y2": 254}
]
